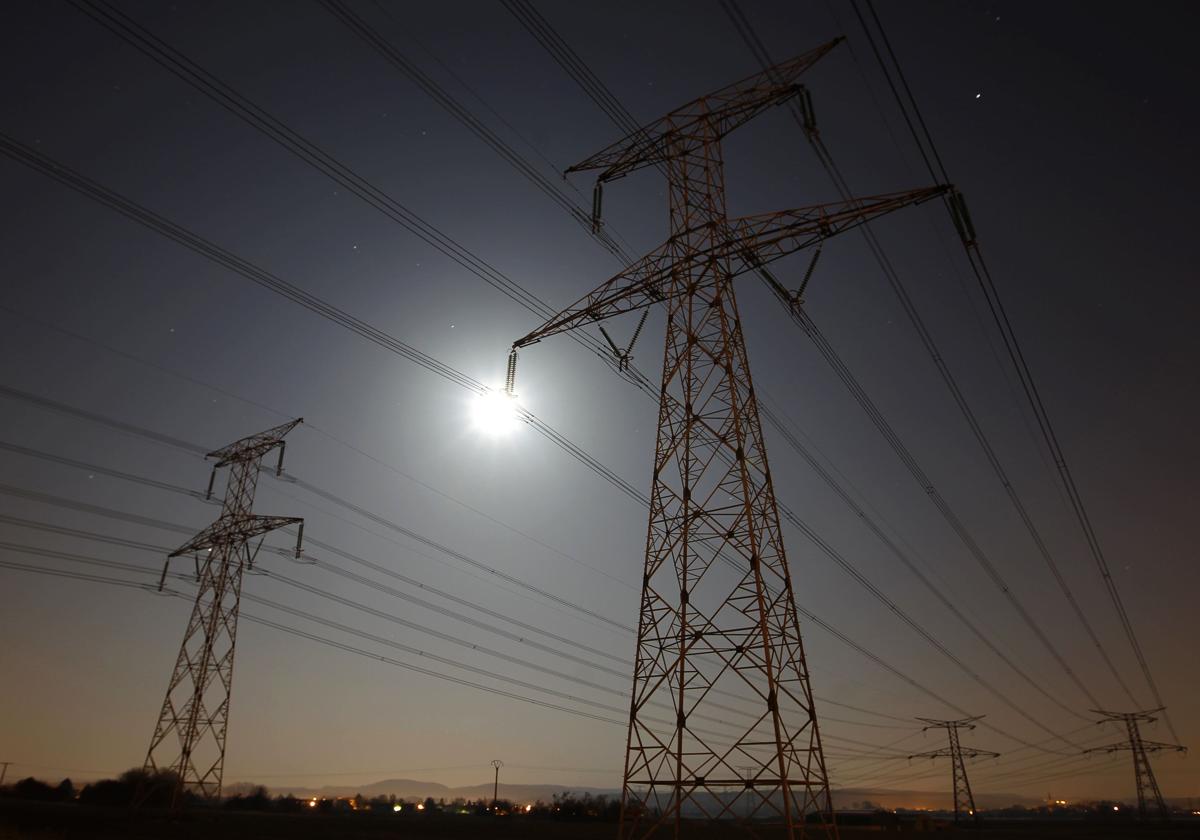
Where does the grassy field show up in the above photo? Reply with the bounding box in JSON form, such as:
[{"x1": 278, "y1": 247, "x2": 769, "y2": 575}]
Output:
[{"x1": 2, "y1": 801, "x2": 1198, "y2": 839}]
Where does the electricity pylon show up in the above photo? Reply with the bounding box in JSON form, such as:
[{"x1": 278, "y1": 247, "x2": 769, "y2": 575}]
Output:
[
  {"x1": 491, "y1": 759, "x2": 504, "y2": 807},
  {"x1": 143, "y1": 419, "x2": 305, "y2": 807},
  {"x1": 509, "y1": 40, "x2": 948, "y2": 838},
  {"x1": 1084, "y1": 708, "x2": 1186, "y2": 819},
  {"x1": 908, "y1": 716, "x2": 998, "y2": 824}
]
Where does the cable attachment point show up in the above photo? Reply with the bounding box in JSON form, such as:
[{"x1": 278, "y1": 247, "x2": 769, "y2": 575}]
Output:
[
  {"x1": 504, "y1": 347, "x2": 519, "y2": 397},
  {"x1": 948, "y1": 189, "x2": 976, "y2": 247},
  {"x1": 798, "y1": 86, "x2": 818, "y2": 138},
  {"x1": 591, "y1": 179, "x2": 604, "y2": 234},
  {"x1": 247, "y1": 537, "x2": 265, "y2": 571},
  {"x1": 598, "y1": 309, "x2": 649, "y2": 372},
  {"x1": 790, "y1": 245, "x2": 822, "y2": 312}
]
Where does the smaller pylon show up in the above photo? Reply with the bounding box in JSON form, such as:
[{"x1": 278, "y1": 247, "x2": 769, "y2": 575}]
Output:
[
  {"x1": 143, "y1": 419, "x2": 305, "y2": 807},
  {"x1": 491, "y1": 759, "x2": 504, "y2": 808},
  {"x1": 909, "y1": 716, "x2": 999, "y2": 823},
  {"x1": 1084, "y1": 708, "x2": 1186, "y2": 819}
]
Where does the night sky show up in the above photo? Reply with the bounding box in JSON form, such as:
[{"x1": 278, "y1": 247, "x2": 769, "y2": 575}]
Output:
[{"x1": 1, "y1": 0, "x2": 1197, "y2": 805}]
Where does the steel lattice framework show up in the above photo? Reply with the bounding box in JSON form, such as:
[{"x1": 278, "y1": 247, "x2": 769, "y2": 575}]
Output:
[
  {"x1": 512, "y1": 41, "x2": 947, "y2": 838},
  {"x1": 1084, "y1": 708, "x2": 1186, "y2": 819},
  {"x1": 908, "y1": 716, "x2": 998, "y2": 824},
  {"x1": 143, "y1": 419, "x2": 305, "y2": 806}
]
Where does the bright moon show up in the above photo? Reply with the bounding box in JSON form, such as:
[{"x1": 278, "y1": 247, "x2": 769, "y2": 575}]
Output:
[{"x1": 471, "y1": 390, "x2": 519, "y2": 436}]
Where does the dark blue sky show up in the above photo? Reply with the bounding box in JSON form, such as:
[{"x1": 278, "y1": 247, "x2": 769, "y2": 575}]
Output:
[{"x1": 0, "y1": 0, "x2": 1196, "y2": 803}]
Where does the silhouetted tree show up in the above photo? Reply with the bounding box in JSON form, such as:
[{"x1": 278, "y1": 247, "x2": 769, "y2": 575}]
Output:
[
  {"x1": 13, "y1": 777, "x2": 56, "y2": 801},
  {"x1": 274, "y1": 793, "x2": 304, "y2": 812},
  {"x1": 225, "y1": 785, "x2": 271, "y2": 811},
  {"x1": 78, "y1": 768, "x2": 180, "y2": 808},
  {"x1": 57, "y1": 779, "x2": 75, "y2": 800}
]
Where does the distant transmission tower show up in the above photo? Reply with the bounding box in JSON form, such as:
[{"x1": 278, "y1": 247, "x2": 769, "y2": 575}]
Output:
[
  {"x1": 1084, "y1": 708, "x2": 1186, "y2": 819},
  {"x1": 509, "y1": 40, "x2": 946, "y2": 838},
  {"x1": 908, "y1": 717, "x2": 998, "y2": 824},
  {"x1": 143, "y1": 419, "x2": 305, "y2": 806}
]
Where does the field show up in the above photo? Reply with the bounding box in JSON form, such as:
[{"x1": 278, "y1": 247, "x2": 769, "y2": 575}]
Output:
[{"x1": 2, "y1": 801, "x2": 1198, "y2": 840}]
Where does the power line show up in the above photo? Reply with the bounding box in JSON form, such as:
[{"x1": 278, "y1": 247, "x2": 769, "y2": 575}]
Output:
[
  {"x1": 0, "y1": 508, "x2": 913, "y2": 738},
  {"x1": 718, "y1": 0, "x2": 1110, "y2": 716},
  {"x1": 18, "y1": 3, "x2": 1080, "y2": 742},
  {"x1": 0, "y1": 463, "x2": 634, "y2": 678},
  {"x1": 0, "y1": 404, "x2": 631, "y2": 638},
  {"x1": 314, "y1": 0, "x2": 629, "y2": 258},
  {"x1": 848, "y1": 0, "x2": 1171, "y2": 732},
  {"x1": 0, "y1": 324, "x2": 949, "y2": 738},
  {"x1": 0, "y1": 539, "x2": 775, "y2": 743},
  {"x1": 0, "y1": 510, "x2": 628, "y2": 679},
  {"x1": 0, "y1": 441, "x2": 906, "y2": 736},
  {"x1": 42, "y1": 1, "x2": 1166, "y2": 763},
  {"x1": 496, "y1": 2, "x2": 1089, "y2": 751},
  {"x1": 65, "y1": 0, "x2": 667, "y2": 418},
  {"x1": 0, "y1": 374, "x2": 1088, "y2": 754},
  {"x1": 0, "y1": 132, "x2": 645, "y2": 503},
  {"x1": 0, "y1": 428, "x2": 972, "y2": 733},
  {"x1": 0, "y1": 312, "x2": 638, "y2": 594},
  {"x1": 0, "y1": 556, "x2": 627, "y2": 727},
  {"x1": 0, "y1": 372, "x2": 1089, "y2": 748},
  {"x1": 0, "y1": 462, "x2": 1019, "y2": 748}
]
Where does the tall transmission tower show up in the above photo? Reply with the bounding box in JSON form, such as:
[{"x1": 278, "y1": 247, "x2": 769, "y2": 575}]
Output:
[
  {"x1": 1084, "y1": 708, "x2": 1186, "y2": 819},
  {"x1": 908, "y1": 716, "x2": 999, "y2": 824},
  {"x1": 509, "y1": 41, "x2": 947, "y2": 838},
  {"x1": 143, "y1": 419, "x2": 305, "y2": 807}
]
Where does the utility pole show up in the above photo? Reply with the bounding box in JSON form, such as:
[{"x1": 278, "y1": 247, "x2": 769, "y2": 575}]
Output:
[
  {"x1": 1084, "y1": 708, "x2": 1186, "y2": 819},
  {"x1": 491, "y1": 759, "x2": 503, "y2": 808},
  {"x1": 509, "y1": 41, "x2": 947, "y2": 839},
  {"x1": 142, "y1": 419, "x2": 305, "y2": 808},
  {"x1": 0, "y1": 761, "x2": 11, "y2": 786},
  {"x1": 909, "y1": 716, "x2": 998, "y2": 824}
]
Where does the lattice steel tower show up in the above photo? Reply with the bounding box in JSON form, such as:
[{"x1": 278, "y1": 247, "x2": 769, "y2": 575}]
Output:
[
  {"x1": 1084, "y1": 708, "x2": 1186, "y2": 819},
  {"x1": 510, "y1": 42, "x2": 947, "y2": 838},
  {"x1": 908, "y1": 716, "x2": 998, "y2": 824},
  {"x1": 143, "y1": 419, "x2": 305, "y2": 806}
]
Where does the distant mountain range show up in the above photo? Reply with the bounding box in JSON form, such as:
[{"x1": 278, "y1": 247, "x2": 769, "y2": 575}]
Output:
[
  {"x1": 239, "y1": 778, "x2": 616, "y2": 805},
  {"x1": 226, "y1": 777, "x2": 1047, "y2": 811}
]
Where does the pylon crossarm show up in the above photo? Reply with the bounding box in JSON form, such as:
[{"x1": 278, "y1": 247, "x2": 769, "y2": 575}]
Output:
[
  {"x1": 512, "y1": 245, "x2": 673, "y2": 348},
  {"x1": 167, "y1": 515, "x2": 304, "y2": 558},
  {"x1": 1141, "y1": 741, "x2": 1188, "y2": 753},
  {"x1": 726, "y1": 186, "x2": 950, "y2": 276},
  {"x1": 512, "y1": 187, "x2": 946, "y2": 350},
  {"x1": 207, "y1": 417, "x2": 302, "y2": 467},
  {"x1": 566, "y1": 39, "x2": 843, "y2": 182}
]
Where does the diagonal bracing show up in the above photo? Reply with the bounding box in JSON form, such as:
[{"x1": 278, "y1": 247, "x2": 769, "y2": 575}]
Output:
[{"x1": 512, "y1": 43, "x2": 947, "y2": 839}]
